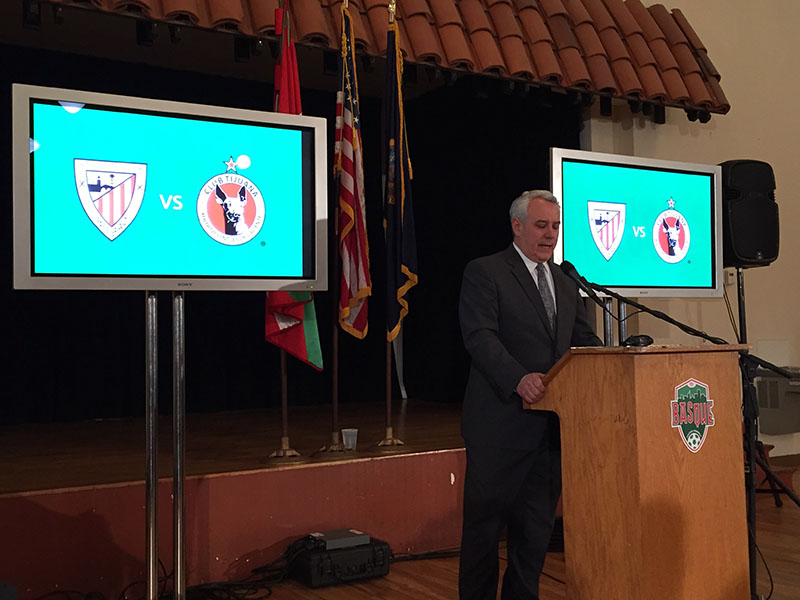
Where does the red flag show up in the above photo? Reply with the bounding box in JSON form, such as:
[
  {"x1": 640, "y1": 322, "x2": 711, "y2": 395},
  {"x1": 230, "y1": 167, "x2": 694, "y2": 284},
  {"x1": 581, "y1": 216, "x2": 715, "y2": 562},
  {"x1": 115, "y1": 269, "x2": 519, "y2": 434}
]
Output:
[
  {"x1": 265, "y1": 292, "x2": 323, "y2": 370},
  {"x1": 335, "y1": 5, "x2": 371, "y2": 338},
  {"x1": 273, "y1": 4, "x2": 301, "y2": 115},
  {"x1": 265, "y1": 1, "x2": 323, "y2": 370}
]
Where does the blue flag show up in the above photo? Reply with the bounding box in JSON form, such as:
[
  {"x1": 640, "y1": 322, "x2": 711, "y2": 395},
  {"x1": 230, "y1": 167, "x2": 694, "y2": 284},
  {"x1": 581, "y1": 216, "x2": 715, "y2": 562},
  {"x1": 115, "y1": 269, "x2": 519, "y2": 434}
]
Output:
[{"x1": 383, "y1": 20, "x2": 418, "y2": 342}]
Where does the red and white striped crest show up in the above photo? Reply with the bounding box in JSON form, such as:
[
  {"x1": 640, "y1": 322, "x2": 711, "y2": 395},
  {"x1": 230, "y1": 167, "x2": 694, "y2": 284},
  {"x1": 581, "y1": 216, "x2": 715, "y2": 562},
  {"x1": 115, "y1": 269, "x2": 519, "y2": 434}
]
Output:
[
  {"x1": 588, "y1": 201, "x2": 626, "y2": 261},
  {"x1": 75, "y1": 159, "x2": 147, "y2": 241}
]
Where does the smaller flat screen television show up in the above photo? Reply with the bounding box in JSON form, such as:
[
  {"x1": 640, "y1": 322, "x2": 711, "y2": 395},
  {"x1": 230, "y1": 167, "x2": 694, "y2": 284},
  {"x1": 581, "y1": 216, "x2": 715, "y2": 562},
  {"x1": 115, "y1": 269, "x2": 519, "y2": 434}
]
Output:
[
  {"x1": 551, "y1": 147, "x2": 723, "y2": 298},
  {"x1": 12, "y1": 84, "x2": 328, "y2": 291}
]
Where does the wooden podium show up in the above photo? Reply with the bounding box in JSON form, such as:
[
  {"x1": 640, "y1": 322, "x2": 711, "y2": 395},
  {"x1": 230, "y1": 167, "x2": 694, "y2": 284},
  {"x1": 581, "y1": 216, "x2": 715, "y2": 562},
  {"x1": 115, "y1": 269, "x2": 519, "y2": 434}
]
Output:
[{"x1": 528, "y1": 345, "x2": 749, "y2": 600}]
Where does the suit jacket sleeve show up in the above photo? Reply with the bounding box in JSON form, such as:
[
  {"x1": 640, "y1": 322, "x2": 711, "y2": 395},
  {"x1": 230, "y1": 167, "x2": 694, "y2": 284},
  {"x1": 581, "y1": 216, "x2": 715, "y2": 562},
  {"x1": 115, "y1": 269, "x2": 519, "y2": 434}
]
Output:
[{"x1": 459, "y1": 258, "x2": 528, "y2": 403}]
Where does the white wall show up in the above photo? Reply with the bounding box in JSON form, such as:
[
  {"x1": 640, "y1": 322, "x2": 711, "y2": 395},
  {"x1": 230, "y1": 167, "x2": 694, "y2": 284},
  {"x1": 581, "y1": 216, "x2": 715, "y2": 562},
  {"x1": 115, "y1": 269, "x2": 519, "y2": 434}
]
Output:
[{"x1": 583, "y1": 0, "x2": 800, "y2": 453}]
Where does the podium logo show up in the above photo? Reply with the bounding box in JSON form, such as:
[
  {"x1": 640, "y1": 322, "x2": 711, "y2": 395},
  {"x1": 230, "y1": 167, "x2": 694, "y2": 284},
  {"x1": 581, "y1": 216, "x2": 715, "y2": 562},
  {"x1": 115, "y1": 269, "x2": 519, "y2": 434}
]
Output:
[{"x1": 671, "y1": 378, "x2": 715, "y2": 453}]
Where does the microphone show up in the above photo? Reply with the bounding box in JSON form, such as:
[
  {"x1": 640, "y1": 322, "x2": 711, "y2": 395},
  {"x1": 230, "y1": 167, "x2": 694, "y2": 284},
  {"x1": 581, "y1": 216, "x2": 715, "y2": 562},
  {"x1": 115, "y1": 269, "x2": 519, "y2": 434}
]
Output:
[{"x1": 560, "y1": 260, "x2": 605, "y2": 309}]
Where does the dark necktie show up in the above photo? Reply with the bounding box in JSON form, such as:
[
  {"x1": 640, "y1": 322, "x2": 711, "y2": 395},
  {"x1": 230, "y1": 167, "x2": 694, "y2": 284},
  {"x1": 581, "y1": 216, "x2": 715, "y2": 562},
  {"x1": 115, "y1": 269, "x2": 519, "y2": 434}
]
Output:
[{"x1": 536, "y1": 263, "x2": 556, "y2": 331}]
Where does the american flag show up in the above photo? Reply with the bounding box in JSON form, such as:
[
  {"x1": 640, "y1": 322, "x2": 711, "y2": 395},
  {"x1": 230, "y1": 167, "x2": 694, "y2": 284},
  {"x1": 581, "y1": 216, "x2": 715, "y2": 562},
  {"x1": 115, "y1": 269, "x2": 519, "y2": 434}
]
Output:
[{"x1": 335, "y1": 4, "x2": 371, "y2": 339}]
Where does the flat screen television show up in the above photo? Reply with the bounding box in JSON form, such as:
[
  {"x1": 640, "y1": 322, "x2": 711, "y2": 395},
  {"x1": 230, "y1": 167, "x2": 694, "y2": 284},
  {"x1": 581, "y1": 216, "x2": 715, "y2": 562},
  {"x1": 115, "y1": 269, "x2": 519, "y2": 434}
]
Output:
[
  {"x1": 551, "y1": 147, "x2": 723, "y2": 298},
  {"x1": 12, "y1": 84, "x2": 328, "y2": 291}
]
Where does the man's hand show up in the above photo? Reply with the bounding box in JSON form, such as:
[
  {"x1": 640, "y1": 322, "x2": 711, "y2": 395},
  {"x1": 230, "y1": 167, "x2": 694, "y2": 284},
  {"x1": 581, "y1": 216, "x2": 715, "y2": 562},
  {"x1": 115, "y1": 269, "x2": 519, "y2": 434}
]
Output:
[{"x1": 516, "y1": 372, "x2": 546, "y2": 406}]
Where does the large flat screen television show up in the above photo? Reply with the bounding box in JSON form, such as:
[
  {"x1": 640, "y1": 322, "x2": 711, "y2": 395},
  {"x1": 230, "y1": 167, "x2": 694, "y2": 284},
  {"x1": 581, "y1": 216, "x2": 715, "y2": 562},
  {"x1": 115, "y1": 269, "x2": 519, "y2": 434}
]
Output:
[
  {"x1": 551, "y1": 147, "x2": 722, "y2": 298},
  {"x1": 12, "y1": 84, "x2": 328, "y2": 291}
]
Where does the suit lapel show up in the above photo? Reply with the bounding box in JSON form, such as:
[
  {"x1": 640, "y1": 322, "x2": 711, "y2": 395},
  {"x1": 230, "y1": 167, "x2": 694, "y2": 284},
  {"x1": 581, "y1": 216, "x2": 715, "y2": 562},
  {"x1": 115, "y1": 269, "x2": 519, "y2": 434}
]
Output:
[
  {"x1": 505, "y1": 246, "x2": 555, "y2": 341},
  {"x1": 551, "y1": 262, "x2": 577, "y2": 351}
]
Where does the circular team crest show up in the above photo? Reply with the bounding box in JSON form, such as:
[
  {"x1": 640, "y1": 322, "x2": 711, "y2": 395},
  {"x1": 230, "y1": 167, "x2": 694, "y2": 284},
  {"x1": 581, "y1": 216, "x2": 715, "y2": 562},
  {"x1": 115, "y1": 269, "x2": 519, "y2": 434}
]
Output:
[
  {"x1": 197, "y1": 166, "x2": 265, "y2": 246},
  {"x1": 652, "y1": 199, "x2": 690, "y2": 263}
]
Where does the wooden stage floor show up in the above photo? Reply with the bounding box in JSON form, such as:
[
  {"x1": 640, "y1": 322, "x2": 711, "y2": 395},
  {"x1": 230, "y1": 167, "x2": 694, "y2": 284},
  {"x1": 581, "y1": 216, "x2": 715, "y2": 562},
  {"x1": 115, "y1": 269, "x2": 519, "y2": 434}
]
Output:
[
  {"x1": 1, "y1": 402, "x2": 798, "y2": 599},
  {"x1": 0, "y1": 400, "x2": 463, "y2": 494}
]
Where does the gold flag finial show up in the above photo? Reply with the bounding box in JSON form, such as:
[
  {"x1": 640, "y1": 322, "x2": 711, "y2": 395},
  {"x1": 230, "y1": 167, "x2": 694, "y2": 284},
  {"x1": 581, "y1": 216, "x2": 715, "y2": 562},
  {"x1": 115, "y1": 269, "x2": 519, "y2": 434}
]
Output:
[{"x1": 389, "y1": 0, "x2": 396, "y2": 23}]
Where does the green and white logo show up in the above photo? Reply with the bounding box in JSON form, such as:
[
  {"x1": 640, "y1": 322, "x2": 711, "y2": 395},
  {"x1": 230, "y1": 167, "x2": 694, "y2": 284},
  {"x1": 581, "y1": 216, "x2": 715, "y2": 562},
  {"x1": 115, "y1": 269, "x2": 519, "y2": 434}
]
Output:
[{"x1": 670, "y1": 378, "x2": 715, "y2": 453}]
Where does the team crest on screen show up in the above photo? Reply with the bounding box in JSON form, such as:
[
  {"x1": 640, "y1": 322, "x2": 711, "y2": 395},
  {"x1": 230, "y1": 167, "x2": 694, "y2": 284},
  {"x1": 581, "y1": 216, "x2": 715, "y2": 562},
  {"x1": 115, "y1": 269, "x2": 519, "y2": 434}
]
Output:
[
  {"x1": 196, "y1": 163, "x2": 265, "y2": 246},
  {"x1": 653, "y1": 198, "x2": 690, "y2": 263},
  {"x1": 74, "y1": 159, "x2": 147, "y2": 241},
  {"x1": 671, "y1": 378, "x2": 715, "y2": 453},
  {"x1": 588, "y1": 201, "x2": 626, "y2": 260}
]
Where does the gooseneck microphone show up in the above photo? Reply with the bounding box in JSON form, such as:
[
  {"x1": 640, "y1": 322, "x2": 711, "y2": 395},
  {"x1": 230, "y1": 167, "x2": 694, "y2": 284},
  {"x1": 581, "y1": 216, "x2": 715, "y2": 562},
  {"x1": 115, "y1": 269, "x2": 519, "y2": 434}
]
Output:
[{"x1": 560, "y1": 260, "x2": 606, "y2": 310}]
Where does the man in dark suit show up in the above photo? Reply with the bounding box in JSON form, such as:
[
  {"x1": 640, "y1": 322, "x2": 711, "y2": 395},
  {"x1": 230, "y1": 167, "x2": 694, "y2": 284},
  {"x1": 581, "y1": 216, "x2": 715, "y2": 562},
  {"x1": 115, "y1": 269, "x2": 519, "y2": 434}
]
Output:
[{"x1": 458, "y1": 190, "x2": 602, "y2": 599}]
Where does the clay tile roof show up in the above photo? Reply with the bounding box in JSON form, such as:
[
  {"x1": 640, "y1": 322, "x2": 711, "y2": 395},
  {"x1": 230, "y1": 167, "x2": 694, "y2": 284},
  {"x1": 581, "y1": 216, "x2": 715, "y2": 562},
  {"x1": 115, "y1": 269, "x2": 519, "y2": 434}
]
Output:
[
  {"x1": 61, "y1": 0, "x2": 730, "y2": 115},
  {"x1": 562, "y1": 0, "x2": 591, "y2": 26}
]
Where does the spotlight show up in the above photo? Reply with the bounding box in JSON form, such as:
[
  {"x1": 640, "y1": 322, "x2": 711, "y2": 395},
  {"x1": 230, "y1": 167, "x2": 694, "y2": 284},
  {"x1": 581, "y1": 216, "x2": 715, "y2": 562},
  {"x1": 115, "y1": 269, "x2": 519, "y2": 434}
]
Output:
[
  {"x1": 136, "y1": 20, "x2": 158, "y2": 46},
  {"x1": 600, "y1": 96, "x2": 612, "y2": 116},
  {"x1": 23, "y1": 0, "x2": 41, "y2": 29},
  {"x1": 360, "y1": 55, "x2": 375, "y2": 73},
  {"x1": 234, "y1": 36, "x2": 250, "y2": 62},
  {"x1": 322, "y1": 50, "x2": 338, "y2": 75},
  {"x1": 168, "y1": 24, "x2": 181, "y2": 44}
]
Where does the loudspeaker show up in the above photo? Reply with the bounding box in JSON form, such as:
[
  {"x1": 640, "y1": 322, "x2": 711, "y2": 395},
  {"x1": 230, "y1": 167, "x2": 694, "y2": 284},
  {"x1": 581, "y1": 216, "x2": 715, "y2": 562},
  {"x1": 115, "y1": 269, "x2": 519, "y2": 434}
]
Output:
[{"x1": 719, "y1": 160, "x2": 779, "y2": 268}]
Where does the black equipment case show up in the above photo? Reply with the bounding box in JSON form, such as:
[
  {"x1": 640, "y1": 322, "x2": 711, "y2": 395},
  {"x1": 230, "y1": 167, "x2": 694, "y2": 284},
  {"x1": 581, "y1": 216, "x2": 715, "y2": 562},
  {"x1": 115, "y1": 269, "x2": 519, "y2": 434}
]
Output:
[{"x1": 289, "y1": 537, "x2": 391, "y2": 588}]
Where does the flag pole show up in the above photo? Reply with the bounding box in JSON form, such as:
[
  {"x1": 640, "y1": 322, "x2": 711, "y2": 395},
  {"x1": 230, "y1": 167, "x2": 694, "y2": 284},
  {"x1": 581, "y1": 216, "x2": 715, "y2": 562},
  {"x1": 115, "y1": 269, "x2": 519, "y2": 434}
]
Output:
[
  {"x1": 374, "y1": 0, "x2": 404, "y2": 451},
  {"x1": 267, "y1": 349, "x2": 304, "y2": 462},
  {"x1": 314, "y1": 0, "x2": 350, "y2": 457},
  {"x1": 266, "y1": 0, "x2": 307, "y2": 464},
  {"x1": 314, "y1": 181, "x2": 346, "y2": 456}
]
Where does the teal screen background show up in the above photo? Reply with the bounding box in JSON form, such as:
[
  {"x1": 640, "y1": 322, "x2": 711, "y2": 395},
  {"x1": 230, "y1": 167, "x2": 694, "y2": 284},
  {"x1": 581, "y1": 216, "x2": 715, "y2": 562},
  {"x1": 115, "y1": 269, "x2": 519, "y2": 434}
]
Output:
[
  {"x1": 30, "y1": 101, "x2": 309, "y2": 278},
  {"x1": 561, "y1": 159, "x2": 716, "y2": 289}
]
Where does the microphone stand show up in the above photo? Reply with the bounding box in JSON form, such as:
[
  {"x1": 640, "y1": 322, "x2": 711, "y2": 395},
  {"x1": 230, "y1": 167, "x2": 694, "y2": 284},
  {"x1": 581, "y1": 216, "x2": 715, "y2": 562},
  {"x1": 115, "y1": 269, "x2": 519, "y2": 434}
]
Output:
[{"x1": 573, "y1": 267, "x2": 798, "y2": 600}]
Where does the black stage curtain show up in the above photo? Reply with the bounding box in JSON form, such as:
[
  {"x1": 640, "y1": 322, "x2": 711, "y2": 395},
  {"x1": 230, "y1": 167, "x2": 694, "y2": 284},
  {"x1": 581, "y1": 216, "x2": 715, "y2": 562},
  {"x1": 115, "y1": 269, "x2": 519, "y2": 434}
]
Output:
[{"x1": 0, "y1": 43, "x2": 580, "y2": 425}]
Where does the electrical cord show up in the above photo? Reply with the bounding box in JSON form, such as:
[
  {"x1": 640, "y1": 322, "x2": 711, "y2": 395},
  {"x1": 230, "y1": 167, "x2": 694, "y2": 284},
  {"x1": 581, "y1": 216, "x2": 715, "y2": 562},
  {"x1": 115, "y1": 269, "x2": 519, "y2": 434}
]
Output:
[
  {"x1": 723, "y1": 284, "x2": 741, "y2": 343},
  {"x1": 749, "y1": 524, "x2": 774, "y2": 600},
  {"x1": 118, "y1": 559, "x2": 171, "y2": 600},
  {"x1": 391, "y1": 547, "x2": 461, "y2": 562},
  {"x1": 497, "y1": 542, "x2": 566, "y2": 586}
]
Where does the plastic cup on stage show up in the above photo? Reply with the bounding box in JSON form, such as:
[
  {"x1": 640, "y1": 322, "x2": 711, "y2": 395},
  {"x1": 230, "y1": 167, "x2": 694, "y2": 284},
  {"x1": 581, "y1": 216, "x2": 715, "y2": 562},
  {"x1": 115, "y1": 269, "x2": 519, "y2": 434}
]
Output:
[{"x1": 341, "y1": 428, "x2": 358, "y2": 451}]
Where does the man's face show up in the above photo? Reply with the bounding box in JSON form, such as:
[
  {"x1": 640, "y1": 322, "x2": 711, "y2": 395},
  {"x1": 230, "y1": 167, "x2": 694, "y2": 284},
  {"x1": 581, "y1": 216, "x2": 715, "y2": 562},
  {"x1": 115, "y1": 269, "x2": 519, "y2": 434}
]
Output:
[{"x1": 512, "y1": 197, "x2": 560, "y2": 263}]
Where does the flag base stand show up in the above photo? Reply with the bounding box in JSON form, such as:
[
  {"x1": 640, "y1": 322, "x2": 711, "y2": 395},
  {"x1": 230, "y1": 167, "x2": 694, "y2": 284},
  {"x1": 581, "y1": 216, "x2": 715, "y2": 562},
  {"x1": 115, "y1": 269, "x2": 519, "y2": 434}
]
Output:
[
  {"x1": 265, "y1": 436, "x2": 307, "y2": 464},
  {"x1": 312, "y1": 432, "x2": 350, "y2": 460},
  {"x1": 370, "y1": 427, "x2": 406, "y2": 454}
]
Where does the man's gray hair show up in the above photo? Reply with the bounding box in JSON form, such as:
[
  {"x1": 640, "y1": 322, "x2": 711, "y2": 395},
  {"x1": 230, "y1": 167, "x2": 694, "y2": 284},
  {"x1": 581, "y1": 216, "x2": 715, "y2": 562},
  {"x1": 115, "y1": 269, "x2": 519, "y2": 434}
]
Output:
[{"x1": 509, "y1": 190, "x2": 560, "y2": 222}]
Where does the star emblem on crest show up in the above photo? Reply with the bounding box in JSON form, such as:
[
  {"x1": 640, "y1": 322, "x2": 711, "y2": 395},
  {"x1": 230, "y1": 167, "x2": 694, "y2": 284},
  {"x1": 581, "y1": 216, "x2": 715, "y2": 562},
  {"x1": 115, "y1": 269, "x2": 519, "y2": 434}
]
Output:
[
  {"x1": 224, "y1": 156, "x2": 238, "y2": 173},
  {"x1": 668, "y1": 197, "x2": 675, "y2": 208}
]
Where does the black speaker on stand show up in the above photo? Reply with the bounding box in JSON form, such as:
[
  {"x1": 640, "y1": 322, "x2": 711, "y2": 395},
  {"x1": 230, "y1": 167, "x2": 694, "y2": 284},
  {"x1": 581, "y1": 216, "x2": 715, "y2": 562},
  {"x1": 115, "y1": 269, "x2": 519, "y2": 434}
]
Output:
[
  {"x1": 719, "y1": 160, "x2": 797, "y2": 600},
  {"x1": 720, "y1": 159, "x2": 779, "y2": 268}
]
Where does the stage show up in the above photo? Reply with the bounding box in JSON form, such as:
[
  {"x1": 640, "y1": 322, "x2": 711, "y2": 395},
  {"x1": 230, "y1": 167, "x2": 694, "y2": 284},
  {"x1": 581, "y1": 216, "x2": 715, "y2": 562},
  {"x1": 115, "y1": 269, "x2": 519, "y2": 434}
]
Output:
[
  {"x1": 0, "y1": 400, "x2": 467, "y2": 598},
  {"x1": 2, "y1": 400, "x2": 798, "y2": 600}
]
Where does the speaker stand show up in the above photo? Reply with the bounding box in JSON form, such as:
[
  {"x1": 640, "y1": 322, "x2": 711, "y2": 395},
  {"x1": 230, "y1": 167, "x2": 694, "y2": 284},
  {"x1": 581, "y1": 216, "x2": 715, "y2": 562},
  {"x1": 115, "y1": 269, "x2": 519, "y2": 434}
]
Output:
[{"x1": 737, "y1": 268, "x2": 800, "y2": 600}]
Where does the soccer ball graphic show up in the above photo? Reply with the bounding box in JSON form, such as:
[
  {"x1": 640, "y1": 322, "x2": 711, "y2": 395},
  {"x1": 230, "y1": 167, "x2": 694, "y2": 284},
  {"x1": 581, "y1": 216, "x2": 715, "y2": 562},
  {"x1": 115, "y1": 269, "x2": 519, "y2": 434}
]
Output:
[{"x1": 685, "y1": 430, "x2": 703, "y2": 451}]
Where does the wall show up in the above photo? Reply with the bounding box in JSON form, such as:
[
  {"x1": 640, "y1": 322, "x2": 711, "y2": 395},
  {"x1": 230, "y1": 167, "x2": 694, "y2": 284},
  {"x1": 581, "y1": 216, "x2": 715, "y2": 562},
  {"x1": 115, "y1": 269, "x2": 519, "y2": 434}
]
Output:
[
  {"x1": 0, "y1": 450, "x2": 465, "y2": 599},
  {"x1": 583, "y1": 0, "x2": 800, "y2": 454}
]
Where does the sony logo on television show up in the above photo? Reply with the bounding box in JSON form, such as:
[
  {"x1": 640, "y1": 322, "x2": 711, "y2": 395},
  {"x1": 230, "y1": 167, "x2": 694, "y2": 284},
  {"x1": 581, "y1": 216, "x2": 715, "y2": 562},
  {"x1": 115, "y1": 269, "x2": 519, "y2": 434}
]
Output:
[{"x1": 177, "y1": 282, "x2": 193, "y2": 287}]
